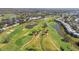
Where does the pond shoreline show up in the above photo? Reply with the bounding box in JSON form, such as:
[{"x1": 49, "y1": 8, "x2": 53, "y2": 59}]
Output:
[{"x1": 55, "y1": 18, "x2": 79, "y2": 38}]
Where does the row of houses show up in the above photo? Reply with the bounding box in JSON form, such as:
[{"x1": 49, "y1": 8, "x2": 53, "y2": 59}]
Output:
[
  {"x1": 0, "y1": 16, "x2": 43, "y2": 32},
  {"x1": 55, "y1": 18, "x2": 79, "y2": 38},
  {"x1": 28, "y1": 16, "x2": 43, "y2": 21}
]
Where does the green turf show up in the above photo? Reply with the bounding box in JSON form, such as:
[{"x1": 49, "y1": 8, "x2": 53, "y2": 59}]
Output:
[
  {"x1": 0, "y1": 16, "x2": 78, "y2": 51},
  {"x1": 15, "y1": 35, "x2": 32, "y2": 46}
]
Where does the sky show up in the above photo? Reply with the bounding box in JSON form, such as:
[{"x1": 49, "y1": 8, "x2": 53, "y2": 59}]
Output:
[{"x1": 0, "y1": 0, "x2": 79, "y2": 8}]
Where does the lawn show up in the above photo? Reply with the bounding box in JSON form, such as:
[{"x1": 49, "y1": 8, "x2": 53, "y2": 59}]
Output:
[{"x1": 0, "y1": 16, "x2": 78, "y2": 51}]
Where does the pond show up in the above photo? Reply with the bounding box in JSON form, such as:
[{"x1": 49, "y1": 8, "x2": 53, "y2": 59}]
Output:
[{"x1": 53, "y1": 23, "x2": 65, "y2": 37}]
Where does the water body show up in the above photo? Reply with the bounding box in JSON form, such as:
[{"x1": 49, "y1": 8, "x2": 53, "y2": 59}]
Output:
[
  {"x1": 54, "y1": 23, "x2": 72, "y2": 43},
  {"x1": 54, "y1": 23, "x2": 61, "y2": 33},
  {"x1": 53, "y1": 23, "x2": 65, "y2": 37}
]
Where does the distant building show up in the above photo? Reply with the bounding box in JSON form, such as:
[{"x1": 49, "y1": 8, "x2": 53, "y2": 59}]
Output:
[{"x1": 75, "y1": 18, "x2": 79, "y2": 23}]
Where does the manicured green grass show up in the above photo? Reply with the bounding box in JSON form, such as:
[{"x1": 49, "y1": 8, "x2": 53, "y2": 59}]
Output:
[
  {"x1": 0, "y1": 16, "x2": 78, "y2": 51},
  {"x1": 46, "y1": 20, "x2": 72, "y2": 51},
  {"x1": 15, "y1": 35, "x2": 32, "y2": 46}
]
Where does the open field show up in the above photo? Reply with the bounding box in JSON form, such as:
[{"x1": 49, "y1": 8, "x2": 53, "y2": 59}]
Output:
[
  {"x1": 0, "y1": 16, "x2": 78, "y2": 51},
  {"x1": 0, "y1": 8, "x2": 79, "y2": 51}
]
